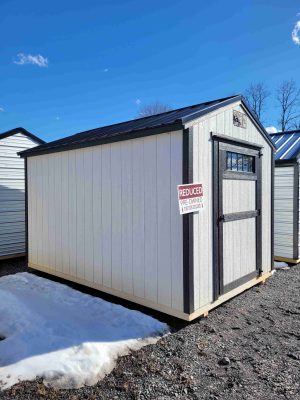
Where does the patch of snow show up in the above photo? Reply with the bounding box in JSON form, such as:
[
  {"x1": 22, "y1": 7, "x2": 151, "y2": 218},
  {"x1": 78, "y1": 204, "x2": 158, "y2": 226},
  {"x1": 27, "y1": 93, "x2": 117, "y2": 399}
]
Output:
[
  {"x1": 274, "y1": 261, "x2": 289, "y2": 270},
  {"x1": 265, "y1": 126, "x2": 278, "y2": 134},
  {"x1": 0, "y1": 273, "x2": 168, "y2": 390}
]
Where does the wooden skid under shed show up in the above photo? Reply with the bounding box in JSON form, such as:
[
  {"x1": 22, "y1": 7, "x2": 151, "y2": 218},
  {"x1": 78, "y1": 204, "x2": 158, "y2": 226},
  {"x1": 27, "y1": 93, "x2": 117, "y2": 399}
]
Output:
[
  {"x1": 188, "y1": 271, "x2": 273, "y2": 321},
  {"x1": 274, "y1": 255, "x2": 300, "y2": 264},
  {"x1": 28, "y1": 262, "x2": 273, "y2": 321}
]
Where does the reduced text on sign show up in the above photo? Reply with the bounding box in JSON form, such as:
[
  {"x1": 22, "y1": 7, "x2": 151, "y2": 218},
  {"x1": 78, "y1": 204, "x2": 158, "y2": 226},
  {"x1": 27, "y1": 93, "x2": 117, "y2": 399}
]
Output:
[{"x1": 177, "y1": 183, "x2": 204, "y2": 215}]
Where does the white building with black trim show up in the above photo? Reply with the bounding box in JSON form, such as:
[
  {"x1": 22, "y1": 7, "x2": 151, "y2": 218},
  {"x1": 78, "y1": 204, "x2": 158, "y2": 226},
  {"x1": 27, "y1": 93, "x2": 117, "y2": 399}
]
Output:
[{"x1": 20, "y1": 96, "x2": 274, "y2": 321}]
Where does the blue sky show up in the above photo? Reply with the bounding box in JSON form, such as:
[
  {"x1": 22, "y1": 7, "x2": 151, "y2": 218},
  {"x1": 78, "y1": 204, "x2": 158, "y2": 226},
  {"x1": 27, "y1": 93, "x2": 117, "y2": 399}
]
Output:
[{"x1": 0, "y1": 0, "x2": 299, "y2": 142}]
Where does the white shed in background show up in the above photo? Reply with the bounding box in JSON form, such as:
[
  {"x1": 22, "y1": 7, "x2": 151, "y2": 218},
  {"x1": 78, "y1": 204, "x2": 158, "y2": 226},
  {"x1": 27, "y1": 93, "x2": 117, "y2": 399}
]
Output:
[
  {"x1": 269, "y1": 130, "x2": 300, "y2": 263},
  {"x1": 0, "y1": 128, "x2": 44, "y2": 260},
  {"x1": 20, "y1": 95, "x2": 274, "y2": 321}
]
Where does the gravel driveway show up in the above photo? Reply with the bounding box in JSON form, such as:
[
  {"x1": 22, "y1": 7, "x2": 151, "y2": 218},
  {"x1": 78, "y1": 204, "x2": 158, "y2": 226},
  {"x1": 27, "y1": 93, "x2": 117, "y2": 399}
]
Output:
[{"x1": 0, "y1": 261, "x2": 299, "y2": 400}]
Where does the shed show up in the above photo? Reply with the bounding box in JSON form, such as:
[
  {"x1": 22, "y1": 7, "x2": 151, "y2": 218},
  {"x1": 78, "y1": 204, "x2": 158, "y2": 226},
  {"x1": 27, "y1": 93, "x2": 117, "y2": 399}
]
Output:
[
  {"x1": 20, "y1": 95, "x2": 274, "y2": 321},
  {"x1": 269, "y1": 130, "x2": 300, "y2": 264},
  {"x1": 0, "y1": 128, "x2": 44, "y2": 260}
]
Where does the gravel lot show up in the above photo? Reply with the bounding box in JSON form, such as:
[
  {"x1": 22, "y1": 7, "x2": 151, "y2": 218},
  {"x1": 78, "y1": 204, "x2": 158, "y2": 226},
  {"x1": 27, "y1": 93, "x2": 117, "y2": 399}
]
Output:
[{"x1": 0, "y1": 260, "x2": 299, "y2": 400}]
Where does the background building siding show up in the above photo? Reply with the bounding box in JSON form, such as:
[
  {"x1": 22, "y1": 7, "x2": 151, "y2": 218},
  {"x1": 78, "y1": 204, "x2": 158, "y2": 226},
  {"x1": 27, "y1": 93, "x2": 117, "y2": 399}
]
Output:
[
  {"x1": 0, "y1": 132, "x2": 40, "y2": 258},
  {"x1": 274, "y1": 166, "x2": 294, "y2": 258}
]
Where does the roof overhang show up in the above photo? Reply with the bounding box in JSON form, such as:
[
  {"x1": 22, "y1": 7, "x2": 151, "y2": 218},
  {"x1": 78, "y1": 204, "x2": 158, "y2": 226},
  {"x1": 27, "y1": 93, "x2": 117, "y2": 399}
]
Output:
[
  {"x1": 275, "y1": 158, "x2": 298, "y2": 166},
  {"x1": 19, "y1": 122, "x2": 183, "y2": 158},
  {"x1": 0, "y1": 127, "x2": 45, "y2": 145},
  {"x1": 239, "y1": 97, "x2": 276, "y2": 151}
]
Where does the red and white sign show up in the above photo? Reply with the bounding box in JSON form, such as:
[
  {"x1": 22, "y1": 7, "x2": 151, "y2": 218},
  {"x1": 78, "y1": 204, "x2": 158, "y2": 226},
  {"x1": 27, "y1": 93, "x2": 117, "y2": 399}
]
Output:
[{"x1": 177, "y1": 183, "x2": 204, "y2": 215}]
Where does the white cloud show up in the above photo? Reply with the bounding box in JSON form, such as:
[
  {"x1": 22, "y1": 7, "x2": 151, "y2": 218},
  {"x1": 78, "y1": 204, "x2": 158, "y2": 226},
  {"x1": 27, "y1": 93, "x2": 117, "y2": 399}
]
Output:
[
  {"x1": 0, "y1": 107, "x2": 4, "y2": 112},
  {"x1": 292, "y1": 17, "x2": 300, "y2": 45},
  {"x1": 135, "y1": 98, "x2": 141, "y2": 105},
  {"x1": 14, "y1": 53, "x2": 48, "y2": 67},
  {"x1": 265, "y1": 126, "x2": 278, "y2": 134},
  {"x1": 103, "y1": 68, "x2": 108, "y2": 72}
]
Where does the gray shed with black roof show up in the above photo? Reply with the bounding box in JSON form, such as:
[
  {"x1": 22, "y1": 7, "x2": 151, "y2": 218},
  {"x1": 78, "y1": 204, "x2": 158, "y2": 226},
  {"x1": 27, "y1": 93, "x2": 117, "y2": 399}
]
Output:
[
  {"x1": 20, "y1": 95, "x2": 274, "y2": 320},
  {"x1": 0, "y1": 128, "x2": 44, "y2": 260}
]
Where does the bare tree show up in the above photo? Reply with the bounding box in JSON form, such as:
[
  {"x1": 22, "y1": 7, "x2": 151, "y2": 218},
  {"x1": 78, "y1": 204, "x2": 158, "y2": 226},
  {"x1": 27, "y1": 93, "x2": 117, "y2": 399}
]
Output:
[
  {"x1": 137, "y1": 101, "x2": 172, "y2": 118},
  {"x1": 276, "y1": 79, "x2": 300, "y2": 131},
  {"x1": 244, "y1": 82, "x2": 270, "y2": 121},
  {"x1": 292, "y1": 120, "x2": 300, "y2": 130}
]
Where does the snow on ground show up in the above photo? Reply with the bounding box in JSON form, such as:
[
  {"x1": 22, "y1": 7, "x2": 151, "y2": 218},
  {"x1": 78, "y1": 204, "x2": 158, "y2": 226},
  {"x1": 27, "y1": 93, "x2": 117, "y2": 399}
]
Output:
[
  {"x1": 0, "y1": 273, "x2": 168, "y2": 390},
  {"x1": 274, "y1": 261, "x2": 290, "y2": 270}
]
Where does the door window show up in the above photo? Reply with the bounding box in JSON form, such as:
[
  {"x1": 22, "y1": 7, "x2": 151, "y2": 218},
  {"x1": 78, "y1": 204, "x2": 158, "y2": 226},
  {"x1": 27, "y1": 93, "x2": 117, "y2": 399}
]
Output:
[{"x1": 226, "y1": 151, "x2": 255, "y2": 173}]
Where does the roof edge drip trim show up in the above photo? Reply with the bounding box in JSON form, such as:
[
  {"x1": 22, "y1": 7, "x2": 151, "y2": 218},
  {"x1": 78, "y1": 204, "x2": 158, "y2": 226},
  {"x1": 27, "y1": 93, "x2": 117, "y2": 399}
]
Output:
[
  {"x1": 275, "y1": 158, "x2": 298, "y2": 165},
  {"x1": 19, "y1": 123, "x2": 183, "y2": 158},
  {"x1": 0, "y1": 127, "x2": 45, "y2": 145}
]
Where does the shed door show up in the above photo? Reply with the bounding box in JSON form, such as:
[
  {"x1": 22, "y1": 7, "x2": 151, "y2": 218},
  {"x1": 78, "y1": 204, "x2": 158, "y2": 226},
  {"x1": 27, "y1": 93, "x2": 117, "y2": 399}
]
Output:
[{"x1": 213, "y1": 140, "x2": 262, "y2": 298}]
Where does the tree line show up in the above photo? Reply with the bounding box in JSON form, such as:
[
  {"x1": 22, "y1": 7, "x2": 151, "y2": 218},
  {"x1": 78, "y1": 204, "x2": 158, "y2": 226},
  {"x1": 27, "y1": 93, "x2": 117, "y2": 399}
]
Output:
[{"x1": 245, "y1": 79, "x2": 300, "y2": 131}]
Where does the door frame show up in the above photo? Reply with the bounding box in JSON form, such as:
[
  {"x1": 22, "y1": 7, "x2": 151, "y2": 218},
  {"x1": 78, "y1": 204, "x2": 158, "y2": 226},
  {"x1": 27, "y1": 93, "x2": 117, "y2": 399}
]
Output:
[{"x1": 212, "y1": 133, "x2": 263, "y2": 301}]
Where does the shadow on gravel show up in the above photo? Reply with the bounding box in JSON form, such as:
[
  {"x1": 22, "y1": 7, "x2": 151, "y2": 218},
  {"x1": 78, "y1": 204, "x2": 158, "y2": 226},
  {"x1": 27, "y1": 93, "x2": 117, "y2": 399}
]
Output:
[{"x1": 0, "y1": 257, "x2": 28, "y2": 278}]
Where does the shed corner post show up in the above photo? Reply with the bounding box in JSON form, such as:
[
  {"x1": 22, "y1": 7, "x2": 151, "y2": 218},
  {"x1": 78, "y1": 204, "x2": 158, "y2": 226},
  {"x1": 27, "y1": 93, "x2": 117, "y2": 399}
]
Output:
[
  {"x1": 270, "y1": 151, "x2": 275, "y2": 270},
  {"x1": 212, "y1": 135, "x2": 220, "y2": 301},
  {"x1": 24, "y1": 156, "x2": 29, "y2": 265},
  {"x1": 293, "y1": 161, "x2": 299, "y2": 261},
  {"x1": 182, "y1": 127, "x2": 195, "y2": 315},
  {"x1": 256, "y1": 149, "x2": 263, "y2": 274}
]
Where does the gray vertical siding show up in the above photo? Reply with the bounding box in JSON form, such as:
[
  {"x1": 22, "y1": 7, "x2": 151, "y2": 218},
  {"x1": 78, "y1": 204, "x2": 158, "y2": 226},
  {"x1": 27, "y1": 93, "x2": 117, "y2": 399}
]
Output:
[
  {"x1": 223, "y1": 218, "x2": 256, "y2": 285},
  {"x1": 0, "y1": 133, "x2": 40, "y2": 258},
  {"x1": 223, "y1": 180, "x2": 257, "y2": 286},
  {"x1": 274, "y1": 166, "x2": 294, "y2": 258},
  {"x1": 28, "y1": 130, "x2": 185, "y2": 313},
  {"x1": 223, "y1": 180, "x2": 256, "y2": 214},
  {"x1": 187, "y1": 101, "x2": 272, "y2": 311}
]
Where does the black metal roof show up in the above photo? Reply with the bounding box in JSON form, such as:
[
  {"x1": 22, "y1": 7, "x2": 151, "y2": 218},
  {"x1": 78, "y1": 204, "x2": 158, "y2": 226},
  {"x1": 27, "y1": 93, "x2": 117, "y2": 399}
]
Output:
[
  {"x1": 19, "y1": 95, "x2": 273, "y2": 157},
  {"x1": 0, "y1": 127, "x2": 45, "y2": 145}
]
